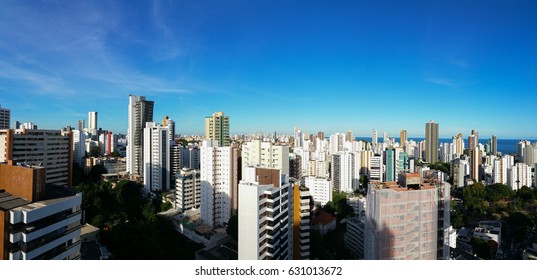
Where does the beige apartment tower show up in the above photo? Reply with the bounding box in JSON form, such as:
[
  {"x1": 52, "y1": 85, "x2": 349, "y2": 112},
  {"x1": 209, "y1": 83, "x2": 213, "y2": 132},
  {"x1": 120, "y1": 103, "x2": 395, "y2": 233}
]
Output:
[{"x1": 204, "y1": 112, "x2": 230, "y2": 147}]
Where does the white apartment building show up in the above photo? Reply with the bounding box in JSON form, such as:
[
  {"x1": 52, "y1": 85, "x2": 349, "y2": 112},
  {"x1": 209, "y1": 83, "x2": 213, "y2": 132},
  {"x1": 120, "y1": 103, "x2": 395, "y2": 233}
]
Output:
[
  {"x1": 492, "y1": 156, "x2": 514, "y2": 185},
  {"x1": 200, "y1": 140, "x2": 238, "y2": 228},
  {"x1": 72, "y1": 130, "x2": 86, "y2": 167},
  {"x1": 242, "y1": 139, "x2": 289, "y2": 176},
  {"x1": 88, "y1": 111, "x2": 97, "y2": 135},
  {"x1": 6, "y1": 187, "x2": 82, "y2": 260},
  {"x1": 238, "y1": 167, "x2": 291, "y2": 260},
  {"x1": 369, "y1": 155, "x2": 384, "y2": 182},
  {"x1": 508, "y1": 162, "x2": 532, "y2": 190},
  {"x1": 175, "y1": 168, "x2": 201, "y2": 211},
  {"x1": 303, "y1": 176, "x2": 332, "y2": 206},
  {"x1": 143, "y1": 122, "x2": 171, "y2": 192}
]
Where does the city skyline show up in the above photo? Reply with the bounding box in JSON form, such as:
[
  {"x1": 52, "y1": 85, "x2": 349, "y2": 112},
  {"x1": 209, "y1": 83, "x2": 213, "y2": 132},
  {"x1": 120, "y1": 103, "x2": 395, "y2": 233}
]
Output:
[{"x1": 1, "y1": 1, "x2": 536, "y2": 138}]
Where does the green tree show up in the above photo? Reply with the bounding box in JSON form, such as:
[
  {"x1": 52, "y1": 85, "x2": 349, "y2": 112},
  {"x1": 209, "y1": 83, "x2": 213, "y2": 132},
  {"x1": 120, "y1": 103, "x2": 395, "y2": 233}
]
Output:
[
  {"x1": 507, "y1": 212, "x2": 534, "y2": 242},
  {"x1": 463, "y1": 183, "x2": 487, "y2": 212},
  {"x1": 88, "y1": 164, "x2": 108, "y2": 182},
  {"x1": 226, "y1": 215, "x2": 238, "y2": 241},
  {"x1": 471, "y1": 237, "x2": 491, "y2": 259}
]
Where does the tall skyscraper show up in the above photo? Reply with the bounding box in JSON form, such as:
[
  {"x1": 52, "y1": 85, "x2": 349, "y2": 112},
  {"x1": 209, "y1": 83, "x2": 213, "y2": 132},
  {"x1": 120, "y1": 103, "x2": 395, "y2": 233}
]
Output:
[
  {"x1": 468, "y1": 134, "x2": 481, "y2": 182},
  {"x1": 317, "y1": 131, "x2": 325, "y2": 140},
  {"x1": 143, "y1": 122, "x2": 171, "y2": 192},
  {"x1": 88, "y1": 111, "x2": 98, "y2": 134},
  {"x1": 346, "y1": 130, "x2": 353, "y2": 143},
  {"x1": 77, "y1": 120, "x2": 85, "y2": 132},
  {"x1": 372, "y1": 129, "x2": 378, "y2": 147},
  {"x1": 400, "y1": 130, "x2": 408, "y2": 145},
  {"x1": 200, "y1": 140, "x2": 238, "y2": 228},
  {"x1": 491, "y1": 135, "x2": 497, "y2": 156},
  {"x1": 452, "y1": 133, "x2": 464, "y2": 158},
  {"x1": 425, "y1": 120, "x2": 439, "y2": 164},
  {"x1": 0, "y1": 105, "x2": 10, "y2": 129},
  {"x1": 204, "y1": 112, "x2": 230, "y2": 147},
  {"x1": 162, "y1": 116, "x2": 175, "y2": 145},
  {"x1": 127, "y1": 95, "x2": 154, "y2": 176}
]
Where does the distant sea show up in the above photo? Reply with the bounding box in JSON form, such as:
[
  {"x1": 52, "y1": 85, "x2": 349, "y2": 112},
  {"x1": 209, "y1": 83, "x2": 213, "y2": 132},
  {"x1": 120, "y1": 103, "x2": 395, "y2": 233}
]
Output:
[{"x1": 354, "y1": 137, "x2": 536, "y2": 155}]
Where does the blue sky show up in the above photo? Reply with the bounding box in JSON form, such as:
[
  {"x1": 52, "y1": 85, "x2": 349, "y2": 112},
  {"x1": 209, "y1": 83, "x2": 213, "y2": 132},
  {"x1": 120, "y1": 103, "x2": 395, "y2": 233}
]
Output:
[{"x1": 0, "y1": 0, "x2": 536, "y2": 138}]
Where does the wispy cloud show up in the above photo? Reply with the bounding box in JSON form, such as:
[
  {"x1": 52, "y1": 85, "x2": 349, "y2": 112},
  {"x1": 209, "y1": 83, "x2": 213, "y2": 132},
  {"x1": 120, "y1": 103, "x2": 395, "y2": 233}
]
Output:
[
  {"x1": 449, "y1": 59, "x2": 470, "y2": 68},
  {"x1": 0, "y1": 1, "x2": 192, "y2": 100},
  {"x1": 425, "y1": 77, "x2": 456, "y2": 87}
]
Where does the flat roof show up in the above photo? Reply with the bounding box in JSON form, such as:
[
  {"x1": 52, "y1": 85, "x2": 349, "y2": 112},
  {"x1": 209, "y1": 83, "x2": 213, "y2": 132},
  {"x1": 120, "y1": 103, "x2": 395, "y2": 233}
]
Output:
[{"x1": 0, "y1": 190, "x2": 30, "y2": 211}]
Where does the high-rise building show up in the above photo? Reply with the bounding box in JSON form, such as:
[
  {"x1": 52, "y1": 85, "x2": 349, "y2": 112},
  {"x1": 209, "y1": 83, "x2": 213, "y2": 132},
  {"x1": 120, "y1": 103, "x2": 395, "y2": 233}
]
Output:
[
  {"x1": 200, "y1": 140, "x2": 238, "y2": 228},
  {"x1": 0, "y1": 129, "x2": 73, "y2": 187},
  {"x1": 143, "y1": 122, "x2": 171, "y2": 192},
  {"x1": 452, "y1": 133, "x2": 464, "y2": 158},
  {"x1": 468, "y1": 134, "x2": 481, "y2": 182},
  {"x1": 317, "y1": 131, "x2": 324, "y2": 140},
  {"x1": 345, "y1": 216, "x2": 366, "y2": 259},
  {"x1": 303, "y1": 176, "x2": 332, "y2": 206},
  {"x1": 451, "y1": 158, "x2": 469, "y2": 188},
  {"x1": 372, "y1": 130, "x2": 378, "y2": 147},
  {"x1": 524, "y1": 142, "x2": 537, "y2": 167},
  {"x1": 88, "y1": 111, "x2": 97, "y2": 134},
  {"x1": 181, "y1": 145, "x2": 200, "y2": 169},
  {"x1": 0, "y1": 163, "x2": 82, "y2": 260},
  {"x1": 127, "y1": 95, "x2": 154, "y2": 176},
  {"x1": 292, "y1": 182, "x2": 311, "y2": 260},
  {"x1": 346, "y1": 130, "x2": 353, "y2": 143},
  {"x1": 365, "y1": 174, "x2": 450, "y2": 260},
  {"x1": 425, "y1": 120, "x2": 439, "y2": 164},
  {"x1": 162, "y1": 116, "x2": 175, "y2": 145},
  {"x1": 508, "y1": 163, "x2": 532, "y2": 191},
  {"x1": 238, "y1": 167, "x2": 291, "y2": 260},
  {"x1": 242, "y1": 139, "x2": 289, "y2": 176},
  {"x1": 175, "y1": 168, "x2": 201, "y2": 211},
  {"x1": 491, "y1": 135, "x2": 497, "y2": 156},
  {"x1": 400, "y1": 130, "x2": 408, "y2": 146},
  {"x1": 205, "y1": 112, "x2": 230, "y2": 147},
  {"x1": 77, "y1": 120, "x2": 85, "y2": 132},
  {"x1": 72, "y1": 130, "x2": 86, "y2": 167},
  {"x1": 0, "y1": 105, "x2": 10, "y2": 129}
]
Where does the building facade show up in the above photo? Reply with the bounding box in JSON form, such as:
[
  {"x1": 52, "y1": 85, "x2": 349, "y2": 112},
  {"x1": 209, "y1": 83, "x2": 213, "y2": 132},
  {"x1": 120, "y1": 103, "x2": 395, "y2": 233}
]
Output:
[
  {"x1": 204, "y1": 112, "x2": 230, "y2": 147},
  {"x1": 143, "y1": 122, "x2": 170, "y2": 192},
  {"x1": 127, "y1": 94, "x2": 154, "y2": 176},
  {"x1": 200, "y1": 140, "x2": 238, "y2": 228}
]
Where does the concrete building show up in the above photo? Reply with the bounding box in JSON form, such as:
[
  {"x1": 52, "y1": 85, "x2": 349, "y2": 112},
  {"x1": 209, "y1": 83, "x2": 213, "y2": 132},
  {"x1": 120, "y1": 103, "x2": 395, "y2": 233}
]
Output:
[
  {"x1": 473, "y1": 221, "x2": 501, "y2": 249},
  {"x1": 425, "y1": 120, "x2": 439, "y2": 164},
  {"x1": 365, "y1": 174, "x2": 450, "y2": 260},
  {"x1": 238, "y1": 167, "x2": 291, "y2": 260},
  {"x1": 88, "y1": 111, "x2": 97, "y2": 135},
  {"x1": 242, "y1": 139, "x2": 289, "y2": 176},
  {"x1": 143, "y1": 122, "x2": 171, "y2": 192},
  {"x1": 175, "y1": 169, "x2": 201, "y2": 212},
  {"x1": 72, "y1": 130, "x2": 86, "y2": 167},
  {"x1": 0, "y1": 129, "x2": 73, "y2": 187},
  {"x1": 162, "y1": 116, "x2": 175, "y2": 145},
  {"x1": 181, "y1": 145, "x2": 201, "y2": 170},
  {"x1": 369, "y1": 155, "x2": 384, "y2": 182},
  {"x1": 452, "y1": 133, "x2": 464, "y2": 159},
  {"x1": 200, "y1": 140, "x2": 238, "y2": 228},
  {"x1": 345, "y1": 216, "x2": 365, "y2": 259},
  {"x1": 292, "y1": 182, "x2": 311, "y2": 260},
  {"x1": 303, "y1": 176, "x2": 332, "y2": 206},
  {"x1": 451, "y1": 158, "x2": 469, "y2": 188},
  {"x1": 372, "y1": 129, "x2": 378, "y2": 148},
  {"x1": 468, "y1": 134, "x2": 481, "y2": 182},
  {"x1": 508, "y1": 162, "x2": 532, "y2": 191},
  {"x1": 0, "y1": 163, "x2": 82, "y2": 260},
  {"x1": 491, "y1": 135, "x2": 497, "y2": 156},
  {"x1": 0, "y1": 105, "x2": 10, "y2": 129},
  {"x1": 205, "y1": 112, "x2": 230, "y2": 147},
  {"x1": 127, "y1": 94, "x2": 154, "y2": 176},
  {"x1": 400, "y1": 130, "x2": 408, "y2": 146}
]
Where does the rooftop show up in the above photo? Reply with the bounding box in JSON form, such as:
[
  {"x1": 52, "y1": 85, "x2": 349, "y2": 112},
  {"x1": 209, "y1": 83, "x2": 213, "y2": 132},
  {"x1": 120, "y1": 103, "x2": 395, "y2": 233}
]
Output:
[
  {"x1": 0, "y1": 190, "x2": 30, "y2": 211},
  {"x1": 312, "y1": 210, "x2": 336, "y2": 226}
]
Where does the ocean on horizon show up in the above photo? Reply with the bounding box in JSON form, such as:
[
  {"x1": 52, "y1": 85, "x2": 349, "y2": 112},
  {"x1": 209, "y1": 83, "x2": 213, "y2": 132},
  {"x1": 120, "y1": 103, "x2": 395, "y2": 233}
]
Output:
[{"x1": 354, "y1": 137, "x2": 535, "y2": 155}]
